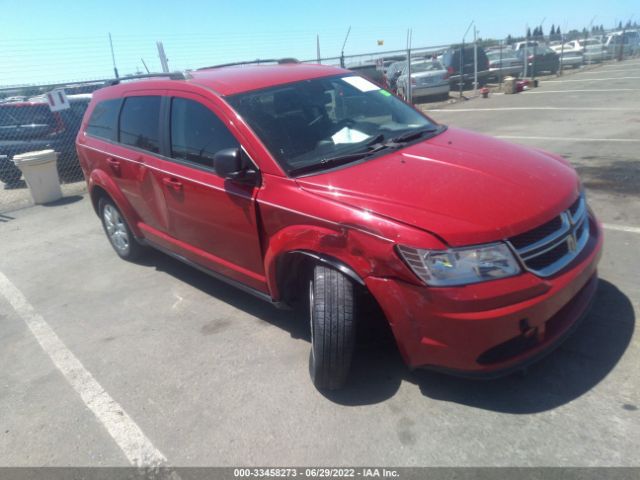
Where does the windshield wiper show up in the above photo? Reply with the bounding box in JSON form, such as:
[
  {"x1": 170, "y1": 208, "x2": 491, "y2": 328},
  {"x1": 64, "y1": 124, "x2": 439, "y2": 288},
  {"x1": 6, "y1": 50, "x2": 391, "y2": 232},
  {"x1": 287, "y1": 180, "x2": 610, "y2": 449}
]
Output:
[
  {"x1": 391, "y1": 126, "x2": 441, "y2": 143},
  {"x1": 289, "y1": 134, "x2": 389, "y2": 176},
  {"x1": 289, "y1": 151, "x2": 374, "y2": 176}
]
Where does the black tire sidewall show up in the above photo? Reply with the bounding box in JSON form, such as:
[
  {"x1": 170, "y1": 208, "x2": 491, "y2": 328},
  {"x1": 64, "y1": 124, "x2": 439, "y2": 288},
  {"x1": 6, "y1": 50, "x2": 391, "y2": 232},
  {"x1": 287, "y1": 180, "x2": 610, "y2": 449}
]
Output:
[{"x1": 308, "y1": 264, "x2": 356, "y2": 390}]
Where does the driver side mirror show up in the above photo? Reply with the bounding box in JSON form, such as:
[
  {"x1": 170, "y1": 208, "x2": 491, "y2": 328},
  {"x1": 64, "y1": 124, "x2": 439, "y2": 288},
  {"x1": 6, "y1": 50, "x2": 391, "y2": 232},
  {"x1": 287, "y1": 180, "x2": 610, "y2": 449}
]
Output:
[{"x1": 214, "y1": 148, "x2": 260, "y2": 185}]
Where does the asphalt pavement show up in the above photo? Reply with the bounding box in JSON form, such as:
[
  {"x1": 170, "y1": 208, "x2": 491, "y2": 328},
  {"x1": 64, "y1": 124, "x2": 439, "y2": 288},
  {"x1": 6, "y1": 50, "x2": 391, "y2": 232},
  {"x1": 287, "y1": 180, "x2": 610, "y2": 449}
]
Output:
[{"x1": 1, "y1": 60, "x2": 639, "y2": 468}]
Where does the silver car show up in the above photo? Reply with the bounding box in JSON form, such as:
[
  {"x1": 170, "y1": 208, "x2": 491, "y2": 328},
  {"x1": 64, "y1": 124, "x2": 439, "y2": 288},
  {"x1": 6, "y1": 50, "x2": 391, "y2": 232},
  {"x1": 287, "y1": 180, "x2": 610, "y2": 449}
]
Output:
[
  {"x1": 396, "y1": 59, "x2": 450, "y2": 101},
  {"x1": 486, "y1": 50, "x2": 523, "y2": 78}
]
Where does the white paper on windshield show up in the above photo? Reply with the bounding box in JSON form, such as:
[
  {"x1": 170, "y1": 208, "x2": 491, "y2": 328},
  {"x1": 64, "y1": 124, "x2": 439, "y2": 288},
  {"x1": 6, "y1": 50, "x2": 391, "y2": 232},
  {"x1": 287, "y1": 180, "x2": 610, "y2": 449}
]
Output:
[
  {"x1": 331, "y1": 127, "x2": 370, "y2": 144},
  {"x1": 341, "y1": 76, "x2": 380, "y2": 92}
]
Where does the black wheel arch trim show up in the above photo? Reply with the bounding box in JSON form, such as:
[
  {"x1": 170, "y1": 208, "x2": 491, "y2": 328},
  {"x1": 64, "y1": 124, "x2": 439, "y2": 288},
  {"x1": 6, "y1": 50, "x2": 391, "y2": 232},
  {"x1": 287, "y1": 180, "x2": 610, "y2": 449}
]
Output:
[{"x1": 287, "y1": 250, "x2": 366, "y2": 286}]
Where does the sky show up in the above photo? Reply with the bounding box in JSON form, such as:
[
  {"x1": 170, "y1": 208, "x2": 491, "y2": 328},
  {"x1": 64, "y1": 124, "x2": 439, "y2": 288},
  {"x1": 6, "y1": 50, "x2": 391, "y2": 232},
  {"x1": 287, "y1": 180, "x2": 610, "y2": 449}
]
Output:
[{"x1": 0, "y1": 0, "x2": 637, "y2": 86}]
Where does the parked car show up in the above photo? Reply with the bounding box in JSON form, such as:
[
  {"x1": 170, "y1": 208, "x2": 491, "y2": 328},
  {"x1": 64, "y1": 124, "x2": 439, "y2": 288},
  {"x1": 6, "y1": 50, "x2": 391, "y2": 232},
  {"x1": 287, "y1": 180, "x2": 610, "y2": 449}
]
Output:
[
  {"x1": 551, "y1": 39, "x2": 607, "y2": 63},
  {"x1": 0, "y1": 94, "x2": 91, "y2": 187},
  {"x1": 385, "y1": 60, "x2": 408, "y2": 93},
  {"x1": 516, "y1": 46, "x2": 560, "y2": 75},
  {"x1": 604, "y1": 32, "x2": 638, "y2": 58},
  {"x1": 438, "y1": 46, "x2": 490, "y2": 87},
  {"x1": 559, "y1": 50, "x2": 583, "y2": 69},
  {"x1": 396, "y1": 59, "x2": 450, "y2": 101},
  {"x1": 486, "y1": 50, "x2": 523, "y2": 78},
  {"x1": 77, "y1": 65, "x2": 602, "y2": 390}
]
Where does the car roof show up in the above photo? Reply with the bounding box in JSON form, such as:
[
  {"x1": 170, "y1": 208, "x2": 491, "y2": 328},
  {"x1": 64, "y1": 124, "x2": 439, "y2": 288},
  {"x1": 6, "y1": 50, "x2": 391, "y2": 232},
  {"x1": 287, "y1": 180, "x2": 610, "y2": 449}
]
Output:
[{"x1": 95, "y1": 63, "x2": 349, "y2": 100}]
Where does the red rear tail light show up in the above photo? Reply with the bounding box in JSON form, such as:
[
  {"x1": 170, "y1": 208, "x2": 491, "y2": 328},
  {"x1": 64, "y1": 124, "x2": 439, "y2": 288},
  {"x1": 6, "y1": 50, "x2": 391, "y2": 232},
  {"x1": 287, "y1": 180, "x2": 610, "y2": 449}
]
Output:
[{"x1": 447, "y1": 66, "x2": 455, "y2": 75}]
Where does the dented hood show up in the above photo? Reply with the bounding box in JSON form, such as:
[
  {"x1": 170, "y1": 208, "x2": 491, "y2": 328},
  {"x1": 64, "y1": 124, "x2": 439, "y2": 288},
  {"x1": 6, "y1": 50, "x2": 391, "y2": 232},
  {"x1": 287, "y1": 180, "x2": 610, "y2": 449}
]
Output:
[{"x1": 296, "y1": 127, "x2": 580, "y2": 246}]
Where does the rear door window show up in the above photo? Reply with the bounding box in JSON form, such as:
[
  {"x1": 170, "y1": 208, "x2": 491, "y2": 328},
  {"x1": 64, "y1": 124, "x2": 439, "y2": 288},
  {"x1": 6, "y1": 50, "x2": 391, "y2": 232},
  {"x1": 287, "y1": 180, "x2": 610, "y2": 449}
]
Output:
[
  {"x1": 170, "y1": 97, "x2": 239, "y2": 169},
  {"x1": 86, "y1": 99, "x2": 121, "y2": 141},
  {"x1": 119, "y1": 96, "x2": 161, "y2": 153}
]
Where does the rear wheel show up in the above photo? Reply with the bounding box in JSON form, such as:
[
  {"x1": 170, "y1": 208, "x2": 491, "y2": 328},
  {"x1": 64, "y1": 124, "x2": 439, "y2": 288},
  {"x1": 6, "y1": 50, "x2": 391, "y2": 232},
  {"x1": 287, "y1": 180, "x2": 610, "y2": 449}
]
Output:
[
  {"x1": 308, "y1": 265, "x2": 356, "y2": 390},
  {"x1": 99, "y1": 197, "x2": 143, "y2": 261}
]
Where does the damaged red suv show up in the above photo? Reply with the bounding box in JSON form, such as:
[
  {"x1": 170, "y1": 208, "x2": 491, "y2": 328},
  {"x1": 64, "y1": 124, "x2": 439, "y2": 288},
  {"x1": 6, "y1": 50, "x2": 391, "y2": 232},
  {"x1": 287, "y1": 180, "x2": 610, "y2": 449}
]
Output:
[{"x1": 76, "y1": 63, "x2": 602, "y2": 390}]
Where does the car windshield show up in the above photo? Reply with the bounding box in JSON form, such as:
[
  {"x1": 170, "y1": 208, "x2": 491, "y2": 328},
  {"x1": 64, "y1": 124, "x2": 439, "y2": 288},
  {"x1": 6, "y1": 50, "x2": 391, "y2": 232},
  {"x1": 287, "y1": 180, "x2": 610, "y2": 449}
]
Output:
[
  {"x1": 227, "y1": 74, "x2": 438, "y2": 176},
  {"x1": 409, "y1": 61, "x2": 443, "y2": 72}
]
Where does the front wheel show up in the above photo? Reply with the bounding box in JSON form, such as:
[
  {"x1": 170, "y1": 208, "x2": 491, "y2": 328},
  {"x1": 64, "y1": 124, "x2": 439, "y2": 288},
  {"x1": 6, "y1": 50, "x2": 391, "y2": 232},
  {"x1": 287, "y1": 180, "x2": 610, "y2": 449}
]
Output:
[{"x1": 308, "y1": 265, "x2": 356, "y2": 390}]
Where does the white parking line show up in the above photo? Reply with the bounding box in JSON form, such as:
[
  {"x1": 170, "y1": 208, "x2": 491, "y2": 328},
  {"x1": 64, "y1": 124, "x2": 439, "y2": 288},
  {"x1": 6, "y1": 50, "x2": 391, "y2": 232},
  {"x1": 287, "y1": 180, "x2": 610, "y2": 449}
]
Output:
[
  {"x1": 603, "y1": 224, "x2": 640, "y2": 234},
  {"x1": 544, "y1": 77, "x2": 640, "y2": 82},
  {"x1": 579, "y1": 69, "x2": 640, "y2": 74},
  {"x1": 496, "y1": 135, "x2": 640, "y2": 143},
  {"x1": 429, "y1": 107, "x2": 637, "y2": 112},
  {"x1": 0, "y1": 271, "x2": 169, "y2": 469}
]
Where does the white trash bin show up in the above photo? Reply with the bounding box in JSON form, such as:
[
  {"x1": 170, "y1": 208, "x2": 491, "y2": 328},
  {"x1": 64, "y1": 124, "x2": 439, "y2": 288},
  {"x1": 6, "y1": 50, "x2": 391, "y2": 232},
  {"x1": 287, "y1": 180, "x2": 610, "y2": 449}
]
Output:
[{"x1": 12, "y1": 149, "x2": 62, "y2": 204}]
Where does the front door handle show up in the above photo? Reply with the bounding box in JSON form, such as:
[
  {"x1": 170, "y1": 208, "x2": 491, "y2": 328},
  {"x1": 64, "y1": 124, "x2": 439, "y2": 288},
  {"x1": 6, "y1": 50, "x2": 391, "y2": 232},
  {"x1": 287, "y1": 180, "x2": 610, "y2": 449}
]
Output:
[{"x1": 162, "y1": 177, "x2": 183, "y2": 191}]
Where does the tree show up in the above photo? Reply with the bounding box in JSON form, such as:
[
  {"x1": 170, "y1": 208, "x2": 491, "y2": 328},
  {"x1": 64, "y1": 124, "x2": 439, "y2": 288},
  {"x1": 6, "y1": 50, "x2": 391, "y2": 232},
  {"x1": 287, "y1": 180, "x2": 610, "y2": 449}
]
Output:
[
  {"x1": 618, "y1": 21, "x2": 623, "y2": 29},
  {"x1": 506, "y1": 34, "x2": 513, "y2": 45}
]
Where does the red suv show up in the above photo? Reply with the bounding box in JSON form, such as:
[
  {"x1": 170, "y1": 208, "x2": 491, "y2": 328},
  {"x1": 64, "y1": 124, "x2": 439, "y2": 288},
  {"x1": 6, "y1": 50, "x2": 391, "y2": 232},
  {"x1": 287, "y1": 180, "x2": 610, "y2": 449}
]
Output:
[{"x1": 76, "y1": 63, "x2": 603, "y2": 390}]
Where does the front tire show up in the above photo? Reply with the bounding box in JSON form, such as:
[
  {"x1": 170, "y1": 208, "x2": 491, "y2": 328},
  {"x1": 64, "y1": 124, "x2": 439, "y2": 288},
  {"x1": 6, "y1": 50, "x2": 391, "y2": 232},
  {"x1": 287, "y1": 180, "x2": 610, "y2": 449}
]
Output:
[
  {"x1": 99, "y1": 197, "x2": 143, "y2": 261},
  {"x1": 308, "y1": 265, "x2": 356, "y2": 390}
]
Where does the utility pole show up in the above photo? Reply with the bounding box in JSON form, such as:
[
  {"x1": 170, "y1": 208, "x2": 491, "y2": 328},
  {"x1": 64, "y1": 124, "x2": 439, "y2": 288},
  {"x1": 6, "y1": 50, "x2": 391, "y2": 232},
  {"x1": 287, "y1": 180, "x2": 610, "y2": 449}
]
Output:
[
  {"x1": 108, "y1": 33, "x2": 119, "y2": 79},
  {"x1": 316, "y1": 34, "x2": 321, "y2": 64},
  {"x1": 340, "y1": 26, "x2": 351, "y2": 68},
  {"x1": 157, "y1": 41, "x2": 169, "y2": 73}
]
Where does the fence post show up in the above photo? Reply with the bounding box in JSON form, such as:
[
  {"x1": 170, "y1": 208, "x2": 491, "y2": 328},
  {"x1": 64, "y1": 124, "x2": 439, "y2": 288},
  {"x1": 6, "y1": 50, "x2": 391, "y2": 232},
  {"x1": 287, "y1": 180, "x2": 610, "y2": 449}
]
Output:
[
  {"x1": 473, "y1": 26, "x2": 478, "y2": 94},
  {"x1": 459, "y1": 42, "x2": 464, "y2": 98},
  {"x1": 559, "y1": 34, "x2": 565, "y2": 75},
  {"x1": 406, "y1": 49, "x2": 412, "y2": 104},
  {"x1": 499, "y1": 40, "x2": 503, "y2": 85}
]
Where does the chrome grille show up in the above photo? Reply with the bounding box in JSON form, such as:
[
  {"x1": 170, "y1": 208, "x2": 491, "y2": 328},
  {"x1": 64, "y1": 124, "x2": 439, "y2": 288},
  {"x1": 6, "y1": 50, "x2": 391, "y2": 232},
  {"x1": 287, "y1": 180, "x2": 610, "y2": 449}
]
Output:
[{"x1": 507, "y1": 194, "x2": 590, "y2": 277}]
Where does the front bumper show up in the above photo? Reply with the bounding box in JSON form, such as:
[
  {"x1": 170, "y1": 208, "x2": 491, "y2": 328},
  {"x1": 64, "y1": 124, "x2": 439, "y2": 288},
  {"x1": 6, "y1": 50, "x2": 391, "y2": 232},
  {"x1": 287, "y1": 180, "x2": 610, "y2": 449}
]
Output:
[{"x1": 365, "y1": 217, "x2": 603, "y2": 375}]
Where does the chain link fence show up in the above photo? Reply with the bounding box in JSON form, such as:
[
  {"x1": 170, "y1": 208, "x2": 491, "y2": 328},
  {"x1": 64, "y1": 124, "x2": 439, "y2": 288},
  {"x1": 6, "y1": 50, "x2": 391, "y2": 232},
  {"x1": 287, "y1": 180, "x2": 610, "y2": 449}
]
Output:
[
  {"x1": 2, "y1": 28, "x2": 638, "y2": 213},
  {"x1": 0, "y1": 81, "x2": 108, "y2": 212}
]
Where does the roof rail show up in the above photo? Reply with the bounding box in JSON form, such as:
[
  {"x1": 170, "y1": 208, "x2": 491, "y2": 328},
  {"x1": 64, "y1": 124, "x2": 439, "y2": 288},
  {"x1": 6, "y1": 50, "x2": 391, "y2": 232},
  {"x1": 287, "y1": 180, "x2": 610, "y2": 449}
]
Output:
[
  {"x1": 196, "y1": 58, "x2": 299, "y2": 71},
  {"x1": 106, "y1": 71, "x2": 191, "y2": 86}
]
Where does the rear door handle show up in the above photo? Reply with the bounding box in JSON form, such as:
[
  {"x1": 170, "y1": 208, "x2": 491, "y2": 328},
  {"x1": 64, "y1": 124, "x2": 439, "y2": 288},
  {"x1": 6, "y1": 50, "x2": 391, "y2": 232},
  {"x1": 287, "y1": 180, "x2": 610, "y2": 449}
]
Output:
[
  {"x1": 162, "y1": 177, "x2": 183, "y2": 191},
  {"x1": 106, "y1": 156, "x2": 121, "y2": 174}
]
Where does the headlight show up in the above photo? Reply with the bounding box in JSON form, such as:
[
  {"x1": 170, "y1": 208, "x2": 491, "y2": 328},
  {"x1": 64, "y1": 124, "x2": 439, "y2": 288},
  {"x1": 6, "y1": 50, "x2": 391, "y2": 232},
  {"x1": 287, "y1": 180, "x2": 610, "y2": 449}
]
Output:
[{"x1": 397, "y1": 242, "x2": 521, "y2": 286}]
